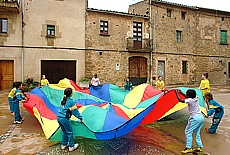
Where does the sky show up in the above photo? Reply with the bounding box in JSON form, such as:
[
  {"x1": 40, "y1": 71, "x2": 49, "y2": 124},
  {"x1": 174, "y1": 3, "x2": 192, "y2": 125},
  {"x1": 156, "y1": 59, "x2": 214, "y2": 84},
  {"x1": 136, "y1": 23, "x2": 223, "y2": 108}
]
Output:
[{"x1": 88, "y1": 0, "x2": 230, "y2": 13}]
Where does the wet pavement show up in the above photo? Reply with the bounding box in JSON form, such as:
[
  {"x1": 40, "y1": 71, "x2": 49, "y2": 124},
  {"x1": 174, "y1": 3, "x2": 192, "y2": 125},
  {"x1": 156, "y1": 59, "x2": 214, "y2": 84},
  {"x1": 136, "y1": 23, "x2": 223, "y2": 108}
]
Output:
[{"x1": 0, "y1": 84, "x2": 229, "y2": 155}]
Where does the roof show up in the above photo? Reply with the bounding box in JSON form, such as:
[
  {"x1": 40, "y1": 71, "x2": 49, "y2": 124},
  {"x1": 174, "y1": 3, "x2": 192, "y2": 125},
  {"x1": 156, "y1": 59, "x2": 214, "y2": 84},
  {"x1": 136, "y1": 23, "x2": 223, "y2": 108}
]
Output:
[
  {"x1": 87, "y1": 8, "x2": 149, "y2": 18},
  {"x1": 152, "y1": 0, "x2": 230, "y2": 15}
]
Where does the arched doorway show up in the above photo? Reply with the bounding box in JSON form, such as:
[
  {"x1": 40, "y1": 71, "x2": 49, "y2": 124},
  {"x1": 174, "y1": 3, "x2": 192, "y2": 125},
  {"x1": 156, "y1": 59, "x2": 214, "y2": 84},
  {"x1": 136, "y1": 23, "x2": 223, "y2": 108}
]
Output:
[{"x1": 129, "y1": 56, "x2": 147, "y2": 86}]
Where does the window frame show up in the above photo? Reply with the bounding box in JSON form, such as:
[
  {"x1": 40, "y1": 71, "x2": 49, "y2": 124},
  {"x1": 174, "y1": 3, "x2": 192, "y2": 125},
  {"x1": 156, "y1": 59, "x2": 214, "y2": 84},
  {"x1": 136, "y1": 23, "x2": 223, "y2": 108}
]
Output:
[
  {"x1": 181, "y1": 12, "x2": 186, "y2": 20},
  {"x1": 0, "y1": 18, "x2": 8, "y2": 34},
  {"x1": 167, "y1": 9, "x2": 172, "y2": 17},
  {"x1": 176, "y1": 30, "x2": 182, "y2": 42},
  {"x1": 47, "y1": 25, "x2": 55, "y2": 37},
  {"x1": 220, "y1": 30, "x2": 227, "y2": 45},
  {"x1": 100, "y1": 20, "x2": 109, "y2": 36},
  {"x1": 182, "y1": 61, "x2": 188, "y2": 74}
]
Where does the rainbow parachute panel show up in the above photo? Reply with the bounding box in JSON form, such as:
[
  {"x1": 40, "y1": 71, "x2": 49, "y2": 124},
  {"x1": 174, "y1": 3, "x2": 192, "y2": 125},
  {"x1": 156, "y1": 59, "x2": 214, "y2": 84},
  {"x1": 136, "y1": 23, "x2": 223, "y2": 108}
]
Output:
[{"x1": 23, "y1": 78, "x2": 206, "y2": 141}]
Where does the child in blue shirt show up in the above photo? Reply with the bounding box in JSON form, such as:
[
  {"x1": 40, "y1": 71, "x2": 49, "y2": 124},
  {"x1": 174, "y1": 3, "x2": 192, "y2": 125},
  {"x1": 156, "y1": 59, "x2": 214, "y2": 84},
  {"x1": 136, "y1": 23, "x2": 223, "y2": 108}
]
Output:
[
  {"x1": 124, "y1": 77, "x2": 133, "y2": 92},
  {"x1": 8, "y1": 82, "x2": 16, "y2": 115},
  {"x1": 57, "y1": 88, "x2": 83, "y2": 152},
  {"x1": 13, "y1": 82, "x2": 26, "y2": 124},
  {"x1": 204, "y1": 92, "x2": 224, "y2": 134}
]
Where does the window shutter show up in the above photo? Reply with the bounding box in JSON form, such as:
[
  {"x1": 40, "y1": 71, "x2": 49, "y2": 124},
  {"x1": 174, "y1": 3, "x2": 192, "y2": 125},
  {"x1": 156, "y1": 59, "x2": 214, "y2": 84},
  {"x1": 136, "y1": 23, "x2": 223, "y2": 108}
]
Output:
[{"x1": 220, "y1": 31, "x2": 227, "y2": 44}]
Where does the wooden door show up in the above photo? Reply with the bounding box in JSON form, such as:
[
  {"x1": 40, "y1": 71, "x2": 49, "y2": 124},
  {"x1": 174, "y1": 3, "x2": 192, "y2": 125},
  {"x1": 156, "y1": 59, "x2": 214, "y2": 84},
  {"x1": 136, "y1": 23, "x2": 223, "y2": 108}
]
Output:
[
  {"x1": 129, "y1": 56, "x2": 147, "y2": 86},
  {"x1": 0, "y1": 60, "x2": 14, "y2": 90},
  {"x1": 133, "y1": 22, "x2": 142, "y2": 49},
  {"x1": 41, "y1": 60, "x2": 76, "y2": 84}
]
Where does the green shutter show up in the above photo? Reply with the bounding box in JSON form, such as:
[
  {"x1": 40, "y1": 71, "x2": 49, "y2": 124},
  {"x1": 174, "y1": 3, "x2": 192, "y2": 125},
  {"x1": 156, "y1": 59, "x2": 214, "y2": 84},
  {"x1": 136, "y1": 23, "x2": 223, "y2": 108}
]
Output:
[
  {"x1": 47, "y1": 25, "x2": 55, "y2": 30},
  {"x1": 220, "y1": 31, "x2": 227, "y2": 44}
]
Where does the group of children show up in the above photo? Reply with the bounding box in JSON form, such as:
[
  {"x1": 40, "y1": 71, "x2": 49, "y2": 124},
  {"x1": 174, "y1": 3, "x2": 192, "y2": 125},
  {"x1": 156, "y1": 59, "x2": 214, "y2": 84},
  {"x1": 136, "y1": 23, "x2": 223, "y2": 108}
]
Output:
[
  {"x1": 176, "y1": 72, "x2": 224, "y2": 154},
  {"x1": 124, "y1": 76, "x2": 165, "y2": 92},
  {"x1": 7, "y1": 73, "x2": 224, "y2": 153}
]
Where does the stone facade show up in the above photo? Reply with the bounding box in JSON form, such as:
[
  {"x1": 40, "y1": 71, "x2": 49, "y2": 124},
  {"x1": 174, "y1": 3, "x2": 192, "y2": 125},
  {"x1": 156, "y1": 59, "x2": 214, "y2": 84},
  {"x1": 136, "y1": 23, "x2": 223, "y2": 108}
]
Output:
[
  {"x1": 1, "y1": 0, "x2": 230, "y2": 88},
  {"x1": 128, "y1": 0, "x2": 230, "y2": 85},
  {"x1": 85, "y1": 9, "x2": 150, "y2": 86},
  {"x1": 0, "y1": 0, "x2": 86, "y2": 85}
]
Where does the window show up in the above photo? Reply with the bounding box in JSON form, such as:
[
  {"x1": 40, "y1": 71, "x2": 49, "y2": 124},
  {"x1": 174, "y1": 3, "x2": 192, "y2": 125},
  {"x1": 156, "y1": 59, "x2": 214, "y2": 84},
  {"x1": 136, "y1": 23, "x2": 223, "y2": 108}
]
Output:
[
  {"x1": 176, "y1": 30, "x2": 182, "y2": 42},
  {"x1": 0, "y1": 18, "x2": 8, "y2": 33},
  {"x1": 222, "y1": 17, "x2": 225, "y2": 21},
  {"x1": 47, "y1": 25, "x2": 55, "y2": 37},
  {"x1": 167, "y1": 9, "x2": 172, "y2": 17},
  {"x1": 182, "y1": 61, "x2": 188, "y2": 74},
  {"x1": 133, "y1": 21, "x2": 142, "y2": 49},
  {"x1": 100, "y1": 20, "x2": 108, "y2": 35},
  {"x1": 220, "y1": 30, "x2": 227, "y2": 44},
  {"x1": 181, "y1": 12, "x2": 186, "y2": 20}
]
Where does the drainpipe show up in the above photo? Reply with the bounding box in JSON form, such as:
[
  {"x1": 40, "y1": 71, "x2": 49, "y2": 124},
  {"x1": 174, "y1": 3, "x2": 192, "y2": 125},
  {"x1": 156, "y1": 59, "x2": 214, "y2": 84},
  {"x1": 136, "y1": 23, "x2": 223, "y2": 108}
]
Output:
[
  {"x1": 149, "y1": 0, "x2": 153, "y2": 85},
  {"x1": 21, "y1": 0, "x2": 25, "y2": 82}
]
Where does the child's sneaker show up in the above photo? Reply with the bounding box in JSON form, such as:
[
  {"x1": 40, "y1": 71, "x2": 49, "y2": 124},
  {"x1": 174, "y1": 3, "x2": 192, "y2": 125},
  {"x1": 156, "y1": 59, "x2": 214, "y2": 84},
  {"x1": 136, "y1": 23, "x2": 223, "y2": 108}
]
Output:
[
  {"x1": 181, "y1": 148, "x2": 193, "y2": 154},
  {"x1": 61, "y1": 145, "x2": 68, "y2": 150},
  {"x1": 193, "y1": 147, "x2": 202, "y2": 152},
  {"x1": 69, "y1": 143, "x2": 78, "y2": 152},
  {"x1": 14, "y1": 121, "x2": 22, "y2": 124},
  {"x1": 205, "y1": 128, "x2": 213, "y2": 134}
]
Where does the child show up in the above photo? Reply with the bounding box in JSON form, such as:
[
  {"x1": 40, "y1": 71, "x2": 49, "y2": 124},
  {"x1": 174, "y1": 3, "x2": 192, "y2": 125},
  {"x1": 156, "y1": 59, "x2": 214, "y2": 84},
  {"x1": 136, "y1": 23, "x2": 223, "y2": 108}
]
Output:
[
  {"x1": 8, "y1": 82, "x2": 16, "y2": 115},
  {"x1": 175, "y1": 89, "x2": 204, "y2": 154},
  {"x1": 13, "y1": 82, "x2": 26, "y2": 124},
  {"x1": 204, "y1": 92, "x2": 224, "y2": 134},
  {"x1": 199, "y1": 73, "x2": 210, "y2": 96},
  {"x1": 40, "y1": 75, "x2": 49, "y2": 87},
  {"x1": 155, "y1": 76, "x2": 165, "y2": 91},
  {"x1": 57, "y1": 88, "x2": 83, "y2": 152},
  {"x1": 90, "y1": 73, "x2": 100, "y2": 86},
  {"x1": 124, "y1": 77, "x2": 133, "y2": 92}
]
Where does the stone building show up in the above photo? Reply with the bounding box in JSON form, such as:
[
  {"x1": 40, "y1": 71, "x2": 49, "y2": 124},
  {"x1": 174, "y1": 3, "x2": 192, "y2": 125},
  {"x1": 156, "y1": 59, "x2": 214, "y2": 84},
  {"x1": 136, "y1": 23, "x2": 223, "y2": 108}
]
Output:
[
  {"x1": 85, "y1": 8, "x2": 150, "y2": 86},
  {"x1": 129, "y1": 0, "x2": 230, "y2": 85},
  {"x1": 1, "y1": 0, "x2": 230, "y2": 90},
  {"x1": 0, "y1": 0, "x2": 87, "y2": 89}
]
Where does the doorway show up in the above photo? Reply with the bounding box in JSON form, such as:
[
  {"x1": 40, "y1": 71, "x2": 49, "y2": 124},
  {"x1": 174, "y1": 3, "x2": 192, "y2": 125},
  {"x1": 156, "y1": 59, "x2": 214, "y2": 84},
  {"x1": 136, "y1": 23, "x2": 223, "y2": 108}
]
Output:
[
  {"x1": 0, "y1": 60, "x2": 14, "y2": 90},
  {"x1": 129, "y1": 56, "x2": 147, "y2": 86},
  {"x1": 41, "y1": 60, "x2": 76, "y2": 84}
]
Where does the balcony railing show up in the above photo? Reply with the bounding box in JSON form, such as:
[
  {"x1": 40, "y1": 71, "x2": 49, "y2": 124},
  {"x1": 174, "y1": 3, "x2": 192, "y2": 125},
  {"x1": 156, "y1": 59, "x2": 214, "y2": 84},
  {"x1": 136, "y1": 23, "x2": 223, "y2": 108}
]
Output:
[
  {"x1": 126, "y1": 37, "x2": 151, "y2": 51},
  {"x1": 0, "y1": 0, "x2": 20, "y2": 13}
]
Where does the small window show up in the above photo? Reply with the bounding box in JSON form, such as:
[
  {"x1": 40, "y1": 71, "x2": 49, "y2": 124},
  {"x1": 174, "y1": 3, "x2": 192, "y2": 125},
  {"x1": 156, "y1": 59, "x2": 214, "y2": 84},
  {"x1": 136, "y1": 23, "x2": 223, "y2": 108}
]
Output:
[
  {"x1": 182, "y1": 61, "x2": 188, "y2": 74},
  {"x1": 47, "y1": 25, "x2": 55, "y2": 37},
  {"x1": 176, "y1": 30, "x2": 182, "y2": 42},
  {"x1": 222, "y1": 17, "x2": 225, "y2": 21},
  {"x1": 181, "y1": 12, "x2": 186, "y2": 20},
  {"x1": 167, "y1": 9, "x2": 172, "y2": 17},
  {"x1": 220, "y1": 30, "x2": 227, "y2": 44},
  {"x1": 100, "y1": 20, "x2": 108, "y2": 35},
  {"x1": 0, "y1": 18, "x2": 8, "y2": 33}
]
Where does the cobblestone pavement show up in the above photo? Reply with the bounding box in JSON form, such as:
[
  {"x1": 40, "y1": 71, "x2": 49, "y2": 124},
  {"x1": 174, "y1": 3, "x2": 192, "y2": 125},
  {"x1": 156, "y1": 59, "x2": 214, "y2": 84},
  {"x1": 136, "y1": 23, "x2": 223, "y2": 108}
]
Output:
[{"x1": 0, "y1": 84, "x2": 229, "y2": 155}]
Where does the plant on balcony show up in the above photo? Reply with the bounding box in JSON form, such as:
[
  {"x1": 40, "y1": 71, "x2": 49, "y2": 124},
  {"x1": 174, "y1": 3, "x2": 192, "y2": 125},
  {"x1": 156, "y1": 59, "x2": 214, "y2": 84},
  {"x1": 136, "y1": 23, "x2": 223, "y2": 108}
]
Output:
[
  {"x1": 22, "y1": 77, "x2": 40, "y2": 92},
  {"x1": 79, "y1": 78, "x2": 89, "y2": 88}
]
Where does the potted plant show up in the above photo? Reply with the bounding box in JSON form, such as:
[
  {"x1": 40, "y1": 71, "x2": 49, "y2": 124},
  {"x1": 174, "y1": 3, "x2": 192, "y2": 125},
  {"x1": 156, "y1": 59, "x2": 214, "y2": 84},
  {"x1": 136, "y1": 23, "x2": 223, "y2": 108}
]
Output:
[{"x1": 79, "y1": 78, "x2": 89, "y2": 88}]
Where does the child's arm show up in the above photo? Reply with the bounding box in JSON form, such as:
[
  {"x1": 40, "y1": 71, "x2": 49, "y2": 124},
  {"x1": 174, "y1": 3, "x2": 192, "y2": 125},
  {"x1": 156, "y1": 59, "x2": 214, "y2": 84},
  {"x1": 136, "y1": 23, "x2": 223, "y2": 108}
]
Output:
[
  {"x1": 207, "y1": 108, "x2": 215, "y2": 117},
  {"x1": 175, "y1": 89, "x2": 185, "y2": 103}
]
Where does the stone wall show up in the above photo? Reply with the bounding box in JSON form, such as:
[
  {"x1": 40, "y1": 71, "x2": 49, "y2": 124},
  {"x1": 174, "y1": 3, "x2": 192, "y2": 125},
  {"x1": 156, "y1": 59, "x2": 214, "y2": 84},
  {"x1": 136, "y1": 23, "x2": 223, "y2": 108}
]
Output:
[
  {"x1": 22, "y1": 0, "x2": 86, "y2": 82},
  {"x1": 86, "y1": 9, "x2": 150, "y2": 86},
  {"x1": 129, "y1": 1, "x2": 230, "y2": 85}
]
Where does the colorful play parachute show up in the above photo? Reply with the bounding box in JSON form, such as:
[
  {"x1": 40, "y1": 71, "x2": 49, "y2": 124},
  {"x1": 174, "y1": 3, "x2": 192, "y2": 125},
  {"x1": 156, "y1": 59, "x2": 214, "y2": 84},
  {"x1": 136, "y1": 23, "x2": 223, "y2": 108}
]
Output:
[{"x1": 23, "y1": 78, "x2": 207, "y2": 141}]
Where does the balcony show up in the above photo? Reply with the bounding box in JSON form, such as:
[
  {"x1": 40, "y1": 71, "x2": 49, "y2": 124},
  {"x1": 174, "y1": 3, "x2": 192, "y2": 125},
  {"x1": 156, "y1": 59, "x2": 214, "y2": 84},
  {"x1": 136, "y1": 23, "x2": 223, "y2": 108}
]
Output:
[
  {"x1": 126, "y1": 37, "x2": 151, "y2": 52},
  {"x1": 0, "y1": 0, "x2": 20, "y2": 13}
]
